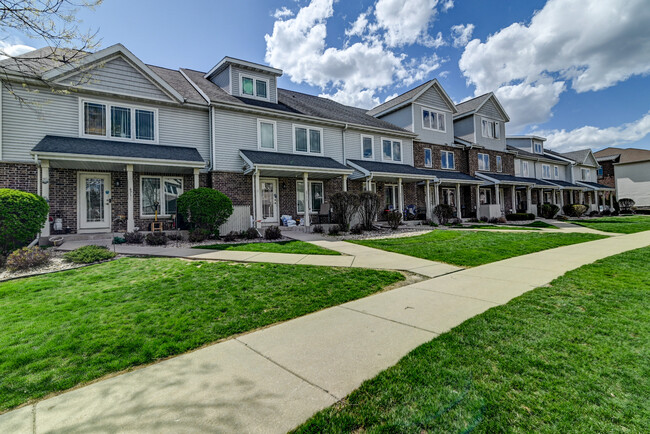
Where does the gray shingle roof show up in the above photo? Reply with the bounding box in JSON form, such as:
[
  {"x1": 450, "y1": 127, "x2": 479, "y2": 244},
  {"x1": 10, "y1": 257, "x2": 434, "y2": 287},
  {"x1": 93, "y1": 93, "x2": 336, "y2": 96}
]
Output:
[
  {"x1": 147, "y1": 65, "x2": 206, "y2": 105},
  {"x1": 578, "y1": 181, "x2": 615, "y2": 190},
  {"x1": 426, "y1": 170, "x2": 481, "y2": 182},
  {"x1": 347, "y1": 160, "x2": 435, "y2": 177},
  {"x1": 0, "y1": 47, "x2": 90, "y2": 77},
  {"x1": 560, "y1": 149, "x2": 591, "y2": 164},
  {"x1": 549, "y1": 180, "x2": 582, "y2": 188},
  {"x1": 32, "y1": 135, "x2": 205, "y2": 162},
  {"x1": 480, "y1": 173, "x2": 537, "y2": 184},
  {"x1": 506, "y1": 145, "x2": 568, "y2": 163},
  {"x1": 365, "y1": 80, "x2": 433, "y2": 116},
  {"x1": 455, "y1": 93, "x2": 491, "y2": 117},
  {"x1": 240, "y1": 150, "x2": 349, "y2": 170}
]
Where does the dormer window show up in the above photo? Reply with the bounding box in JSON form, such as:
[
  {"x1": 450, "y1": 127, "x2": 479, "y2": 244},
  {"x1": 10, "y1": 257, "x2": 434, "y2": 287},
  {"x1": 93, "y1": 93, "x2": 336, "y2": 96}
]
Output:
[
  {"x1": 581, "y1": 168, "x2": 590, "y2": 180},
  {"x1": 241, "y1": 75, "x2": 269, "y2": 100},
  {"x1": 481, "y1": 118, "x2": 500, "y2": 139},
  {"x1": 533, "y1": 142, "x2": 543, "y2": 153},
  {"x1": 422, "y1": 109, "x2": 445, "y2": 132},
  {"x1": 82, "y1": 99, "x2": 157, "y2": 143}
]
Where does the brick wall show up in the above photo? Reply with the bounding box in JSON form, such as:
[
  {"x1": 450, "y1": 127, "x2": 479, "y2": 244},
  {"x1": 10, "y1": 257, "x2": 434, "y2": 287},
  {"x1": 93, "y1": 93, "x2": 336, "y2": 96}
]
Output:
[
  {"x1": 49, "y1": 168, "x2": 78, "y2": 233},
  {"x1": 466, "y1": 148, "x2": 515, "y2": 176},
  {"x1": 413, "y1": 142, "x2": 468, "y2": 173},
  {"x1": 0, "y1": 162, "x2": 38, "y2": 193},
  {"x1": 210, "y1": 171, "x2": 253, "y2": 214},
  {"x1": 597, "y1": 160, "x2": 615, "y2": 188}
]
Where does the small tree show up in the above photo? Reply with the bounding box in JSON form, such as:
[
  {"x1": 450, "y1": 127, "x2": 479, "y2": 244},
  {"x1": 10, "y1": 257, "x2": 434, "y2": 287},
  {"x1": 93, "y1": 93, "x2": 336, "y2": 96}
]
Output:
[
  {"x1": 358, "y1": 191, "x2": 381, "y2": 230},
  {"x1": 618, "y1": 198, "x2": 635, "y2": 213},
  {"x1": 433, "y1": 204, "x2": 454, "y2": 225},
  {"x1": 177, "y1": 188, "x2": 233, "y2": 236},
  {"x1": 0, "y1": 188, "x2": 49, "y2": 255},
  {"x1": 539, "y1": 203, "x2": 560, "y2": 219},
  {"x1": 330, "y1": 192, "x2": 360, "y2": 231}
]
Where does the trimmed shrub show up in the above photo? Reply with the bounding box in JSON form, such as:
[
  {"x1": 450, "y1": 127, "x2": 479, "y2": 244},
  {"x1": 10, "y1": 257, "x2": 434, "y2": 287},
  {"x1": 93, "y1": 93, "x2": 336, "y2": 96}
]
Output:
[
  {"x1": 113, "y1": 236, "x2": 126, "y2": 245},
  {"x1": 0, "y1": 188, "x2": 49, "y2": 255},
  {"x1": 328, "y1": 225, "x2": 340, "y2": 236},
  {"x1": 424, "y1": 219, "x2": 438, "y2": 227},
  {"x1": 480, "y1": 216, "x2": 489, "y2": 223},
  {"x1": 449, "y1": 218, "x2": 462, "y2": 226},
  {"x1": 488, "y1": 217, "x2": 500, "y2": 224},
  {"x1": 498, "y1": 216, "x2": 507, "y2": 224},
  {"x1": 330, "y1": 192, "x2": 360, "y2": 231},
  {"x1": 350, "y1": 224, "x2": 364, "y2": 235},
  {"x1": 618, "y1": 198, "x2": 635, "y2": 213},
  {"x1": 166, "y1": 232, "x2": 183, "y2": 241},
  {"x1": 146, "y1": 232, "x2": 168, "y2": 245},
  {"x1": 359, "y1": 192, "x2": 381, "y2": 230},
  {"x1": 63, "y1": 245, "x2": 116, "y2": 264},
  {"x1": 540, "y1": 203, "x2": 560, "y2": 219},
  {"x1": 223, "y1": 231, "x2": 239, "y2": 242},
  {"x1": 264, "y1": 225, "x2": 282, "y2": 240},
  {"x1": 433, "y1": 204, "x2": 454, "y2": 225},
  {"x1": 589, "y1": 210, "x2": 600, "y2": 217},
  {"x1": 189, "y1": 228, "x2": 211, "y2": 242},
  {"x1": 177, "y1": 188, "x2": 233, "y2": 236},
  {"x1": 562, "y1": 204, "x2": 587, "y2": 217},
  {"x1": 386, "y1": 210, "x2": 402, "y2": 230},
  {"x1": 312, "y1": 225, "x2": 324, "y2": 234},
  {"x1": 240, "y1": 227, "x2": 260, "y2": 240},
  {"x1": 124, "y1": 232, "x2": 144, "y2": 244},
  {"x1": 556, "y1": 215, "x2": 568, "y2": 221},
  {"x1": 5, "y1": 246, "x2": 50, "y2": 271},
  {"x1": 601, "y1": 209, "x2": 612, "y2": 216},
  {"x1": 506, "y1": 213, "x2": 536, "y2": 221}
]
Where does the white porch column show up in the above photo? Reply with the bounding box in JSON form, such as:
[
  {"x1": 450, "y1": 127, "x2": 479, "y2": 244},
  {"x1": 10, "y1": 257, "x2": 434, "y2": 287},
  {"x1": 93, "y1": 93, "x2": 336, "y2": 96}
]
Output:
[
  {"x1": 126, "y1": 164, "x2": 135, "y2": 232},
  {"x1": 579, "y1": 190, "x2": 584, "y2": 204},
  {"x1": 511, "y1": 186, "x2": 517, "y2": 213},
  {"x1": 455, "y1": 183, "x2": 462, "y2": 219},
  {"x1": 397, "y1": 177, "x2": 404, "y2": 215},
  {"x1": 41, "y1": 160, "x2": 50, "y2": 237},
  {"x1": 495, "y1": 186, "x2": 501, "y2": 205},
  {"x1": 526, "y1": 186, "x2": 532, "y2": 214},
  {"x1": 434, "y1": 183, "x2": 440, "y2": 206},
  {"x1": 559, "y1": 190, "x2": 564, "y2": 209},
  {"x1": 342, "y1": 174, "x2": 348, "y2": 192},
  {"x1": 595, "y1": 191, "x2": 600, "y2": 209},
  {"x1": 254, "y1": 170, "x2": 262, "y2": 228},
  {"x1": 193, "y1": 168, "x2": 200, "y2": 189},
  {"x1": 425, "y1": 180, "x2": 431, "y2": 220},
  {"x1": 475, "y1": 184, "x2": 481, "y2": 217},
  {"x1": 609, "y1": 192, "x2": 613, "y2": 209},
  {"x1": 303, "y1": 172, "x2": 310, "y2": 227}
]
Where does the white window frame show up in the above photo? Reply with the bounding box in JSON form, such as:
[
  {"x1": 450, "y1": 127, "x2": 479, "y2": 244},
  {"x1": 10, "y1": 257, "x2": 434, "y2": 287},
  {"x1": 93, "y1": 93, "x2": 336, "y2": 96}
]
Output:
[
  {"x1": 361, "y1": 134, "x2": 374, "y2": 160},
  {"x1": 257, "y1": 118, "x2": 277, "y2": 151},
  {"x1": 421, "y1": 107, "x2": 446, "y2": 132},
  {"x1": 477, "y1": 153, "x2": 490, "y2": 171},
  {"x1": 480, "y1": 117, "x2": 500, "y2": 139},
  {"x1": 441, "y1": 150, "x2": 455, "y2": 170},
  {"x1": 424, "y1": 148, "x2": 432, "y2": 168},
  {"x1": 522, "y1": 160, "x2": 530, "y2": 177},
  {"x1": 296, "y1": 180, "x2": 324, "y2": 215},
  {"x1": 542, "y1": 164, "x2": 551, "y2": 179},
  {"x1": 79, "y1": 98, "x2": 159, "y2": 144},
  {"x1": 240, "y1": 75, "x2": 270, "y2": 101},
  {"x1": 140, "y1": 175, "x2": 184, "y2": 217},
  {"x1": 496, "y1": 155, "x2": 503, "y2": 173},
  {"x1": 581, "y1": 168, "x2": 590, "y2": 180},
  {"x1": 292, "y1": 124, "x2": 324, "y2": 155},
  {"x1": 514, "y1": 158, "x2": 521, "y2": 176},
  {"x1": 533, "y1": 142, "x2": 543, "y2": 154},
  {"x1": 554, "y1": 165, "x2": 559, "y2": 179},
  {"x1": 381, "y1": 137, "x2": 402, "y2": 162},
  {"x1": 363, "y1": 181, "x2": 377, "y2": 193}
]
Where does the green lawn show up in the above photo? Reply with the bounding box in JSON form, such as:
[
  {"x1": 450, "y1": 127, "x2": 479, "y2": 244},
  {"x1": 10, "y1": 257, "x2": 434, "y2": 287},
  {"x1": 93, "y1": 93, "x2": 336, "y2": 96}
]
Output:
[
  {"x1": 296, "y1": 247, "x2": 650, "y2": 433},
  {"x1": 194, "y1": 240, "x2": 340, "y2": 255},
  {"x1": 0, "y1": 258, "x2": 402, "y2": 412},
  {"x1": 462, "y1": 225, "x2": 540, "y2": 231},
  {"x1": 351, "y1": 231, "x2": 605, "y2": 267},
  {"x1": 571, "y1": 215, "x2": 650, "y2": 234}
]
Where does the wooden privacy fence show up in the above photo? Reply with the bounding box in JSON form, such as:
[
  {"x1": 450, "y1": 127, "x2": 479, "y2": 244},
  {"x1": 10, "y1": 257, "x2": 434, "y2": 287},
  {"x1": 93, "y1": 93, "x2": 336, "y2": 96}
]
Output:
[{"x1": 219, "y1": 205, "x2": 252, "y2": 234}]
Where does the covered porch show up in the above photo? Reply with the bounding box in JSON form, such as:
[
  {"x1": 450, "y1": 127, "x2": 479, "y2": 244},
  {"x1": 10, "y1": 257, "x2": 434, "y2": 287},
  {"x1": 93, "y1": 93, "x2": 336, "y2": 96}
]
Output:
[
  {"x1": 475, "y1": 173, "x2": 536, "y2": 216},
  {"x1": 426, "y1": 171, "x2": 484, "y2": 220},
  {"x1": 577, "y1": 181, "x2": 616, "y2": 212},
  {"x1": 548, "y1": 180, "x2": 586, "y2": 213},
  {"x1": 240, "y1": 150, "x2": 353, "y2": 228}
]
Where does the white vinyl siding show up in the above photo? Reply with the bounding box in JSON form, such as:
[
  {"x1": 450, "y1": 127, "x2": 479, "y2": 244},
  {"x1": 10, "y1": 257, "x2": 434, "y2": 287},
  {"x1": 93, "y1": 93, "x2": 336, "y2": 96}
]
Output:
[
  {"x1": 231, "y1": 66, "x2": 277, "y2": 104},
  {"x1": 542, "y1": 164, "x2": 551, "y2": 179},
  {"x1": 581, "y1": 168, "x2": 590, "y2": 180},
  {"x1": 441, "y1": 150, "x2": 455, "y2": 169},
  {"x1": 343, "y1": 129, "x2": 413, "y2": 165},
  {"x1": 554, "y1": 165, "x2": 560, "y2": 179},
  {"x1": 522, "y1": 160, "x2": 530, "y2": 177},
  {"x1": 293, "y1": 124, "x2": 323, "y2": 155}
]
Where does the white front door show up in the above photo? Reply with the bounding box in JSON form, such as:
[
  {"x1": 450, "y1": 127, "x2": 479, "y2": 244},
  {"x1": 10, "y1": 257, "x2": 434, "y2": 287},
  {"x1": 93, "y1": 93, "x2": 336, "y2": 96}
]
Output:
[
  {"x1": 260, "y1": 178, "x2": 278, "y2": 223},
  {"x1": 79, "y1": 173, "x2": 111, "y2": 231},
  {"x1": 499, "y1": 188, "x2": 505, "y2": 212}
]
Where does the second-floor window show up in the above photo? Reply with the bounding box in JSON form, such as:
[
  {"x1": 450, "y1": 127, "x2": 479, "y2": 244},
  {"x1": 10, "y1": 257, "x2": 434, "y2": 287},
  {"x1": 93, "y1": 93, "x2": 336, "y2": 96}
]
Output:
[
  {"x1": 542, "y1": 164, "x2": 551, "y2": 179},
  {"x1": 478, "y1": 153, "x2": 490, "y2": 171},
  {"x1": 554, "y1": 166, "x2": 560, "y2": 179},
  {"x1": 441, "y1": 150, "x2": 455, "y2": 169},
  {"x1": 293, "y1": 125, "x2": 322, "y2": 154},
  {"x1": 496, "y1": 155, "x2": 503, "y2": 172},
  {"x1": 422, "y1": 109, "x2": 445, "y2": 132},
  {"x1": 514, "y1": 158, "x2": 521, "y2": 175},
  {"x1": 534, "y1": 142, "x2": 543, "y2": 153},
  {"x1": 581, "y1": 168, "x2": 590, "y2": 180},
  {"x1": 257, "y1": 119, "x2": 276, "y2": 150},
  {"x1": 82, "y1": 100, "x2": 156, "y2": 143},
  {"x1": 597, "y1": 167, "x2": 603, "y2": 177},
  {"x1": 481, "y1": 118, "x2": 500, "y2": 139},
  {"x1": 382, "y1": 138, "x2": 402, "y2": 162},
  {"x1": 424, "y1": 148, "x2": 432, "y2": 167},
  {"x1": 361, "y1": 135, "x2": 374, "y2": 159},
  {"x1": 522, "y1": 160, "x2": 529, "y2": 177},
  {"x1": 241, "y1": 76, "x2": 268, "y2": 100}
]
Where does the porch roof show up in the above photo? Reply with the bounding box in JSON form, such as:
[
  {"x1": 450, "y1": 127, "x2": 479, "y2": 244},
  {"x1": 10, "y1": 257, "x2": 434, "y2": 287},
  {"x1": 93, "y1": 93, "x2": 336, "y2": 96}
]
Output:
[
  {"x1": 476, "y1": 173, "x2": 536, "y2": 186},
  {"x1": 576, "y1": 181, "x2": 615, "y2": 191},
  {"x1": 548, "y1": 179, "x2": 585, "y2": 189},
  {"x1": 240, "y1": 150, "x2": 353, "y2": 179},
  {"x1": 347, "y1": 159, "x2": 436, "y2": 181},
  {"x1": 427, "y1": 169, "x2": 482, "y2": 184}
]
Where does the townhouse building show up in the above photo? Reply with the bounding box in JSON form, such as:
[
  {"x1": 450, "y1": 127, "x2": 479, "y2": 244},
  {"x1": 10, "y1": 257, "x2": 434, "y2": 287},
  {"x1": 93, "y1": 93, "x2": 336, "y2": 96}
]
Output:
[
  {"x1": 595, "y1": 147, "x2": 650, "y2": 208},
  {"x1": 0, "y1": 43, "x2": 616, "y2": 240}
]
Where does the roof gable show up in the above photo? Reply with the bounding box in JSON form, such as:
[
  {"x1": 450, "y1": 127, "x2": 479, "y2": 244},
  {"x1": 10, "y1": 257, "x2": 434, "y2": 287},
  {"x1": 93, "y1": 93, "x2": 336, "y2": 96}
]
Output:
[
  {"x1": 367, "y1": 79, "x2": 456, "y2": 117},
  {"x1": 455, "y1": 92, "x2": 510, "y2": 122},
  {"x1": 413, "y1": 82, "x2": 456, "y2": 112}
]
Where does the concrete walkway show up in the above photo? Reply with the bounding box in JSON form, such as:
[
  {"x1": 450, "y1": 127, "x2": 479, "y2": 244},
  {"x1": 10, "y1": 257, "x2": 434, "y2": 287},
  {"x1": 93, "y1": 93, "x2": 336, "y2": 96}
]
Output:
[{"x1": 3, "y1": 232, "x2": 649, "y2": 433}]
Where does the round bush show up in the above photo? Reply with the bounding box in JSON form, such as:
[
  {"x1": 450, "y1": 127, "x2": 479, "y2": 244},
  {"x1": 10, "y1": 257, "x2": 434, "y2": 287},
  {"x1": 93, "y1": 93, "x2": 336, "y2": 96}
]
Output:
[
  {"x1": 5, "y1": 246, "x2": 50, "y2": 271},
  {"x1": 177, "y1": 188, "x2": 233, "y2": 235},
  {"x1": 63, "y1": 245, "x2": 116, "y2": 264},
  {"x1": 0, "y1": 189, "x2": 49, "y2": 255}
]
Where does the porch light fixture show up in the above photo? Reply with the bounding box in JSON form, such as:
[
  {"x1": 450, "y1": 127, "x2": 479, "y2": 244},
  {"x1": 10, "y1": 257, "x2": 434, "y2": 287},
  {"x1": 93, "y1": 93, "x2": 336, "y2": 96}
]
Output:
[{"x1": 114, "y1": 179, "x2": 121, "y2": 188}]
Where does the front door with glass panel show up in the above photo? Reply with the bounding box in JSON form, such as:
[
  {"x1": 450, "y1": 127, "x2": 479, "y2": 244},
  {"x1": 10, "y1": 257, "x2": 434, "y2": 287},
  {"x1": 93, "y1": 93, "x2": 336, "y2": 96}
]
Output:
[
  {"x1": 79, "y1": 173, "x2": 111, "y2": 230},
  {"x1": 260, "y1": 178, "x2": 278, "y2": 223}
]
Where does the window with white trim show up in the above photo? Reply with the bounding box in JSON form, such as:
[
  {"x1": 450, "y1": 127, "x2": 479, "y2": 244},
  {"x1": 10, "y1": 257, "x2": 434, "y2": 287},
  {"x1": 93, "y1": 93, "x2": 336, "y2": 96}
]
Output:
[
  {"x1": 478, "y1": 153, "x2": 490, "y2": 171},
  {"x1": 581, "y1": 168, "x2": 590, "y2": 180},
  {"x1": 363, "y1": 181, "x2": 377, "y2": 193},
  {"x1": 441, "y1": 150, "x2": 455, "y2": 169},
  {"x1": 241, "y1": 75, "x2": 268, "y2": 100},
  {"x1": 424, "y1": 148, "x2": 432, "y2": 168},
  {"x1": 257, "y1": 119, "x2": 276, "y2": 150},
  {"x1": 522, "y1": 160, "x2": 529, "y2": 177},
  {"x1": 514, "y1": 158, "x2": 521, "y2": 176},
  {"x1": 296, "y1": 180, "x2": 324, "y2": 214},
  {"x1": 542, "y1": 164, "x2": 551, "y2": 179},
  {"x1": 82, "y1": 99, "x2": 157, "y2": 143},
  {"x1": 293, "y1": 125, "x2": 322, "y2": 154},
  {"x1": 382, "y1": 138, "x2": 402, "y2": 162},
  {"x1": 141, "y1": 176, "x2": 183, "y2": 217},
  {"x1": 481, "y1": 118, "x2": 500, "y2": 139},
  {"x1": 533, "y1": 142, "x2": 543, "y2": 154},
  {"x1": 422, "y1": 108, "x2": 445, "y2": 132},
  {"x1": 554, "y1": 166, "x2": 559, "y2": 179},
  {"x1": 597, "y1": 167, "x2": 603, "y2": 177},
  {"x1": 361, "y1": 135, "x2": 374, "y2": 159},
  {"x1": 496, "y1": 155, "x2": 503, "y2": 172}
]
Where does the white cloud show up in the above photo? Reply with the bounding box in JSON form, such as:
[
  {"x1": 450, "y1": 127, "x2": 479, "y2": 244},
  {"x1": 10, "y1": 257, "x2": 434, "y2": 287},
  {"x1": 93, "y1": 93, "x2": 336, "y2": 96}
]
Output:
[
  {"x1": 450, "y1": 23, "x2": 474, "y2": 48},
  {"x1": 459, "y1": 0, "x2": 650, "y2": 129},
  {"x1": 375, "y1": 0, "x2": 439, "y2": 47},
  {"x1": 441, "y1": 0, "x2": 454, "y2": 12},
  {"x1": 273, "y1": 7, "x2": 294, "y2": 19},
  {"x1": 495, "y1": 79, "x2": 565, "y2": 131},
  {"x1": 541, "y1": 112, "x2": 650, "y2": 152},
  {"x1": 345, "y1": 12, "x2": 368, "y2": 37},
  {"x1": 0, "y1": 41, "x2": 35, "y2": 59}
]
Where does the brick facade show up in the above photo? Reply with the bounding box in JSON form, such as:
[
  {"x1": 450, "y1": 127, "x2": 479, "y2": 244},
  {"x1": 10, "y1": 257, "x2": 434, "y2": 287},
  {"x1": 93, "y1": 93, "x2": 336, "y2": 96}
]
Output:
[
  {"x1": 0, "y1": 162, "x2": 38, "y2": 193},
  {"x1": 597, "y1": 160, "x2": 615, "y2": 188},
  {"x1": 466, "y1": 148, "x2": 515, "y2": 176}
]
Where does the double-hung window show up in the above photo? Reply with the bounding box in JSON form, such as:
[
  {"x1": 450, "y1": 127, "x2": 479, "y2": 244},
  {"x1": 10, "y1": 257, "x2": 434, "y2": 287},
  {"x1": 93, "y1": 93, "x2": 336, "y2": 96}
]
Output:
[
  {"x1": 478, "y1": 153, "x2": 490, "y2": 171},
  {"x1": 82, "y1": 99, "x2": 157, "y2": 143},
  {"x1": 481, "y1": 118, "x2": 500, "y2": 139},
  {"x1": 554, "y1": 166, "x2": 560, "y2": 179},
  {"x1": 258, "y1": 119, "x2": 276, "y2": 150},
  {"x1": 361, "y1": 135, "x2": 374, "y2": 159},
  {"x1": 522, "y1": 161, "x2": 529, "y2": 177},
  {"x1": 597, "y1": 167, "x2": 603, "y2": 177},
  {"x1": 241, "y1": 75, "x2": 269, "y2": 100},
  {"x1": 496, "y1": 155, "x2": 503, "y2": 172},
  {"x1": 382, "y1": 138, "x2": 402, "y2": 162},
  {"x1": 141, "y1": 176, "x2": 183, "y2": 217},
  {"x1": 441, "y1": 150, "x2": 455, "y2": 169},
  {"x1": 422, "y1": 108, "x2": 446, "y2": 131},
  {"x1": 533, "y1": 142, "x2": 543, "y2": 153},
  {"x1": 542, "y1": 164, "x2": 551, "y2": 179},
  {"x1": 581, "y1": 168, "x2": 590, "y2": 180},
  {"x1": 296, "y1": 180, "x2": 324, "y2": 214},
  {"x1": 514, "y1": 158, "x2": 521, "y2": 176},
  {"x1": 293, "y1": 125, "x2": 323, "y2": 154},
  {"x1": 424, "y1": 148, "x2": 432, "y2": 168}
]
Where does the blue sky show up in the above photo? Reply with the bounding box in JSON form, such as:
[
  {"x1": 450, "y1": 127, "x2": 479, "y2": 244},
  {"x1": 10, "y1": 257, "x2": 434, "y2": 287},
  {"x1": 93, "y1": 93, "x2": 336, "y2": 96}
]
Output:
[{"x1": 4, "y1": 0, "x2": 650, "y2": 152}]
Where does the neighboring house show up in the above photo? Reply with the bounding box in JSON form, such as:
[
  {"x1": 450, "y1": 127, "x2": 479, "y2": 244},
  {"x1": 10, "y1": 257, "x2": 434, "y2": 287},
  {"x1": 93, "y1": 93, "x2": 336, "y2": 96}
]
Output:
[
  {"x1": 595, "y1": 147, "x2": 650, "y2": 208},
  {"x1": 559, "y1": 148, "x2": 615, "y2": 211}
]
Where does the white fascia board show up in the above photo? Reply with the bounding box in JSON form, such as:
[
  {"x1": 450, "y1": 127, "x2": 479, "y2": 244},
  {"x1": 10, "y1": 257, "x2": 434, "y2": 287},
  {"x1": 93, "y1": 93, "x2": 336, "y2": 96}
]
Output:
[
  {"x1": 205, "y1": 56, "x2": 283, "y2": 79},
  {"x1": 31, "y1": 151, "x2": 205, "y2": 168}
]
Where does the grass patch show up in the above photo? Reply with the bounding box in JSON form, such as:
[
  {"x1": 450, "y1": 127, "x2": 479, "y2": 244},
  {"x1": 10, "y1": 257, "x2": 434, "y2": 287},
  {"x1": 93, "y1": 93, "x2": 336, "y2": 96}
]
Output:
[
  {"x1": 571, "y1": 215, "x2": 650, "y2": 234},
  {"x1": 296, "y1": 247, "x2": 650, "y2": 433},
  {"x1": 462, "y1": 225, "x2": 540, "y2": 231},
  {"x1": 524, "y1": 220, "x2": 558, "y2": 229},
  {"x1": 0, "y1": 258, "x2": 401, "y2": 412},
  {"x1": 194, "y1": 240, "x2": 340, "y2": 255},
  {"x1": 351, "y1": 231, "x2": 605, "y2": 267}
]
